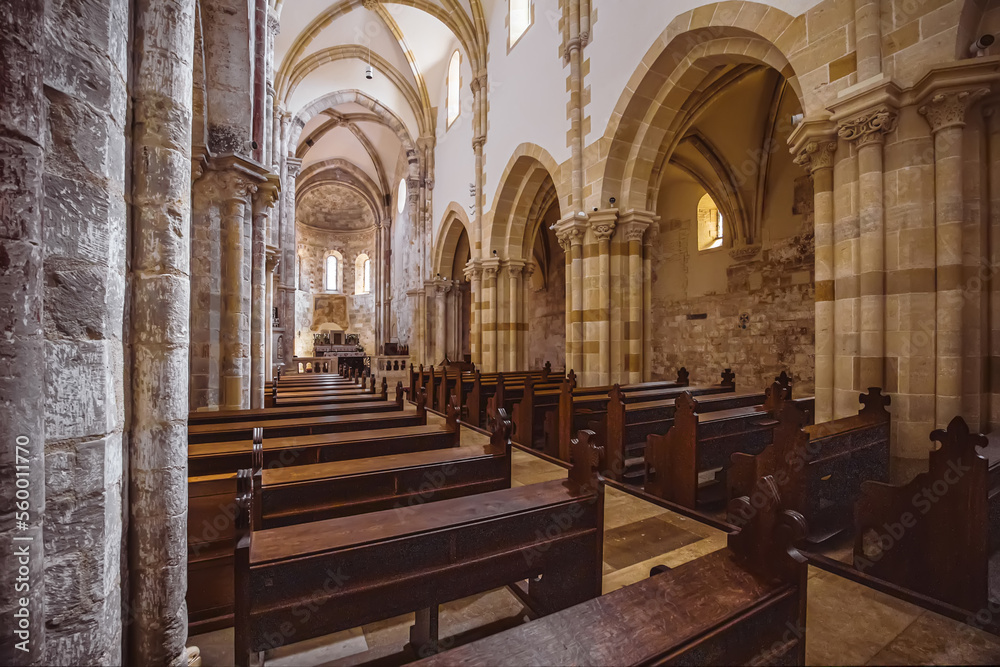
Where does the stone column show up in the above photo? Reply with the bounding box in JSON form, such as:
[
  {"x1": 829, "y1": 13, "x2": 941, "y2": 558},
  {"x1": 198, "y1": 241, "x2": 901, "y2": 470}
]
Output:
[
  {"x1": 219, "y1": 173, "x2": 257, "y2": 409},
  {"x1": 280, "y1": 158, "x2": 301, "y2": 373},
  {"x1": 129, "y1": 0, "x2": 196, "y2": 663},
  {"x1": 251, "y1": 181, "x2": 278, "y2": 408},
  {"x1": 920, "y1": 89, "x2": 989, "y2": 427},
  {"x1": 833, "y1": 136, "x2": 860, "y2": 418},
  {"x1": 0, "y1": 3, "x2": 46, "y2": 664},
  {"x1": 854, "y1": 0, "x2": 882, "y2": 82},
  {"x1": 590, "y1": 212, "x2": 617, "y2": 386},
  {"x1": 795, "y1": 140, "x2": 838, "y2": 423},
  {"x1": 265, "y1": 250, "x2": 279, "y2": 381},
  {"x1": 642, "y1": 224, "x2": 658, "y2": 381},
  {"x1": 988, "y1": 104, "x2": 1000, "y2": 427},
  {"x1": 465, "y1": 260, "x2": 483, "y2": 365},
  {"x1": 555, "y1": 220, "x2": 587, "y2": 377},
  {"x1": 839, "y1": 108, "x2": 896, "y2": 394},
  {"x1": 620, "y1": 215, "x2": 651, "y2": 385},
  {"x1": 482, "y1": 260, "x2": 500, "y2": 372},
  {"x1": 507, "y1": 261, "x2": 526, "y2": 370},
  {"x1": 436, "y1": 281, "x2": 451, "y2": 364}
]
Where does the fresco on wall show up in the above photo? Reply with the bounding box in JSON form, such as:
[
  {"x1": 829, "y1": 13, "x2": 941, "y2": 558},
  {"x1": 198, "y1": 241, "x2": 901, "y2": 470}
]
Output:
[{"x1": 312, "y1": 294, "x2": 349, "y2": 330}]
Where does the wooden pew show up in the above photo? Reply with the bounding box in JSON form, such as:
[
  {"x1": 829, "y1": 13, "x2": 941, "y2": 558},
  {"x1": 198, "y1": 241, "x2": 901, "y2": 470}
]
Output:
[
  {"x1": 233, "y1": 431, "x2": 606, "y2": 666},
  {"x1": 412, "y1": 474, "x2": 809, "y2": 666},
  {"x1": 188, "y1": 390, "x2": 458, "y2": 476},
  {"x1": 550, "y1": 368, "x2": 717, "y2": 462},
  {"x1": 849, "y1": 416, "x2": 998, "y2": 621},
  {"x1": 188, "y1": 382, "x2": 402, "y2": 427},
  {"x1": 464, "y1": 366, "x2": 561, "y2": 427},
  {"x1": 728, "y1": 388, "x2": 891, "y2": 542},
  {"x1": 644, "y1": 382, "x2": 814, "y2": 509},
  {"x1": 583, "y1": 371, "x2": 771, "y2": 484},
  {"x1": 187, "y1": 409, "x2": 515, "y2": 634}
]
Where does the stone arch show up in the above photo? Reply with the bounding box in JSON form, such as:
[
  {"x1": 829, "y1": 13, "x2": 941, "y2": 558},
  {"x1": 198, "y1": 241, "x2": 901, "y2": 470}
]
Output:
[
  {"x1": 599, "y1": 3, "x2": 805, "y2": 212},
  {"x1": 434, "y1": 203, "x2": 472, "y2": 280},
  {"x1": 281, "y1": 46, "x2": 433, "y2": 137},
  {"x1": 488, "y1": 143, "x2": 567, "y2": 260},
  {"x1": 297, "y1": 158, "x2": 386, "y2": 226},
  {"x1": 290, "y1": 89, "x2": 417, "y2": 159}
]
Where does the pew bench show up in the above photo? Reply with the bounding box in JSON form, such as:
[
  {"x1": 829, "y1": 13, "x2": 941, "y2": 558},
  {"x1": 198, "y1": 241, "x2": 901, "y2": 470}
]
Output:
[
  {"x1": 413, "y1": 475, "x2": 809, "y2": 666},
  {"x1": 233, "y1": 432, "x2": 606, "y2": 666},
  {"x1": 187, "y1": 409, "x2": 515, "y2": 635},
  {"x1": 645, "y1": 383, "x2": 814, "y2": 509},
  {"x1": 189, "y1": 395, "x2": 458, "y2": 476},
  {"x1": 728, "y1": 388, "x2": 891, "y2": 542},
  {"x1": 849, "y1": 416, "x2": 999, "y2": 625}
]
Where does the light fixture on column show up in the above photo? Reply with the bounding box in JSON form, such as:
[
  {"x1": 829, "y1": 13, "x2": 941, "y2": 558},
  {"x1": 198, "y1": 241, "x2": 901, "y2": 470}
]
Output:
[{"x1": 365, "y1": 43, "x2": 374, "y2": 79}]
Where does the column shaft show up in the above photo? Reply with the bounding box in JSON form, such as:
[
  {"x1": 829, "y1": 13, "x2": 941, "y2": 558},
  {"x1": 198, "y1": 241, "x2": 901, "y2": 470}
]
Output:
[
  {"x1": 934, "y1": 124, "x2": 965, "y2": 425},
  {"x1": 0, "y1": 2, "x2": 46, "y2": 664},
  {"x1": 250, "y1": 207, "x2": 267, "y2": 408},
  {"x1": 222, "y1": 197, "x2": 249, "y2": 409},
  {"x1": 509, "y1": 268, "x2": 522, "y2": 370},
  {"x1": 813, "y1": 156, "x2": 836, "y2": 423},
  {"x1": 128, "y1": 0, "x2": 196, "y2": 663},
  {"x1": 858, "y1": 138, "x2": 887, "y2": 390},
  {"x1": 627, "y1": 237, "x2": 643, "y2": 384},
  {"x1": 854, "y1": 0, "x2": 882, "y2": 81},
  {"x1": 597, "y1": 237, "x2": 611, "y2": 386}
]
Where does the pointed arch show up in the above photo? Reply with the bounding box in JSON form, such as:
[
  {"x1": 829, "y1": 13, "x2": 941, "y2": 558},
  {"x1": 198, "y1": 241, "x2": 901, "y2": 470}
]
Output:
[
  {"x1": 487, "y1": 143, "x2": 568, "y2": 260},
  {"x1": 598, "y1": 3, "x2": 806, "y2": 212},
  {"x1": 434, "y1": 203, "x2": 472, "y2": 280}
]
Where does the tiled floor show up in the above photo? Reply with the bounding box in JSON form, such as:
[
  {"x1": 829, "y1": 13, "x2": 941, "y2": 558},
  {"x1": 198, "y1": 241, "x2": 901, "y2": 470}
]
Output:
[{"x1": 190, "y1": 422, "x2": 1000, "y2": 666}]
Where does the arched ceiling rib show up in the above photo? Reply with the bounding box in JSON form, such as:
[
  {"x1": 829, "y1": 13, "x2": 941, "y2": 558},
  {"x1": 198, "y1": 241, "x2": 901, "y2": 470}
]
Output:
[{"x1": 276, "y1": 0, "x2": 486, "y2": 223}]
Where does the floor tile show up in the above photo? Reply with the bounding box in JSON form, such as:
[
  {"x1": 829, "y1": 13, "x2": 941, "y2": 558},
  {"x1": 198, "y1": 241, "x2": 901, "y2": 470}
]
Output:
[
  {"x1": 603, "y1": 516, "x2": 702, "y2": 570},
  {"x1": 867, "y1": 611, "x2": 1000, "y2": 665}
]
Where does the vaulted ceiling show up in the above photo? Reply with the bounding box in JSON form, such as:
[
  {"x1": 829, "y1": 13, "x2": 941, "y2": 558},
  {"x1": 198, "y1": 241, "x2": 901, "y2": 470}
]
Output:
[{"x1": 273, "y1": 0, "x2": 487, "y2": 224}]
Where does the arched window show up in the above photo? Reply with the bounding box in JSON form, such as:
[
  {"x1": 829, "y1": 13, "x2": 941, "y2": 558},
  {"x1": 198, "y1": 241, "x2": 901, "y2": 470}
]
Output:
[
  {"x1": 447, "y1": 51, "x2": 462, "y2": 127},
  {"x1": 697, "y1": 194, "x2": 724, "y2": 251},
  {"x1": 325, "y1": 253, "x2": 342, "y2": 292},
  {"x1": 509, "y1": 0, "x2": 532, "y2": 48},
  {"x1": 355, "y1": 253, "x2": 372, "y2": 295}
]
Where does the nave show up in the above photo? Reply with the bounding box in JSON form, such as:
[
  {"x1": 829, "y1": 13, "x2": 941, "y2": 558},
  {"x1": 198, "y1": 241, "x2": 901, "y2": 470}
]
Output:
[{"x1": 181, "y1": 369, "x2": 1000, "y2": 666}]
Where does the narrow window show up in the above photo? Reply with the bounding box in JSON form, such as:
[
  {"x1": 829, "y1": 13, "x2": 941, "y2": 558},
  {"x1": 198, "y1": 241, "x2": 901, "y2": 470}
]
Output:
[
  {"x1": 363, "y1": 258, "x2": 371, "y2": 293},
  {"x1": 326, "y1": 254, "x2": 339, "y2": 292},
  {"x1": 509, "y1": 0, "x2": 532, "y2": 47},
  {"x1": 397, "y1": 179, "x2": 407, "y2": 215},
  {"x1": 697, "y1": 194, "x2": 724, "y2": 251},
  {"x1": 447, "y1": 51, "x2": 462, "y2": 127}
]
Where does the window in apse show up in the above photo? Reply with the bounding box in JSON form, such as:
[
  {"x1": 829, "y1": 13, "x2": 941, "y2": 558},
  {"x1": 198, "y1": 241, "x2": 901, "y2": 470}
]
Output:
[{"x1": 697, "y1": 193, "x2": 724, "y2": 251}]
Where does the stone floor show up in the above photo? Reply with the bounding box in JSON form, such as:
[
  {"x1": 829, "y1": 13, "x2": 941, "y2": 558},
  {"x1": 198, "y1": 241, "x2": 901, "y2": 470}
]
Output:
[{"x1": 190, "y1": 421, "x2": 1000, "y2": 666}]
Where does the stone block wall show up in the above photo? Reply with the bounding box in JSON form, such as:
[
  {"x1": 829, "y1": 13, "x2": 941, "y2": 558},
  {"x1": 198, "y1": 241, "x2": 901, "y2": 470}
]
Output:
[{"x1": 523, "y1": 252, "x2": 567, "y2": 372}]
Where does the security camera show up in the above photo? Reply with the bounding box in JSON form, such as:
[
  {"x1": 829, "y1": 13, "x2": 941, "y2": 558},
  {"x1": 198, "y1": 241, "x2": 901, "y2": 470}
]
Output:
[
  {"x1": 971, "y1": 34, "x2": 996, "y2": 57},
  {"x1": 609, "y1": 197, "x2": 616, "y2": 205},
  {"x1": 365, "y1": 65, "x2": 374, "y2": 80}
]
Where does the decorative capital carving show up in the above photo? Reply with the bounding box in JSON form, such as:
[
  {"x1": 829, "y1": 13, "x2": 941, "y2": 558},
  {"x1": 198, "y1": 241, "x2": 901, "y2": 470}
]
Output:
[
  {"x1": 361, "y1": 0, "x2": 380, "y2": 9},
  {"x1": 919, "y1": 88, "x2": 990, "y2": 133},
  {"x1": 837, "y1": 107, "x2": 897, "y2": 147},
  {"x1": 620, "y1": 221, "x2": 649, "y2": 244},
  {"x1": 555, "y1": 226, "x2": 585, "y2": 251},
  {"x1": 436, "y1": 280, "x2": 452, "y2": 296},
  {"x1": 285, "y1": 158, "x2": 303, "y2": 179},
  {"x1": 464, "y1": 259, "x2": 483, "y2": 283},
  {"x1": 523, "y1": 262, "x2": 537, "y2": 279},
  {"x1": 266, "y1": 251, "x2": 281, "y2": 273},
  {"x1": 793, "y1": 140, "x2": 837, "y2": 172}
]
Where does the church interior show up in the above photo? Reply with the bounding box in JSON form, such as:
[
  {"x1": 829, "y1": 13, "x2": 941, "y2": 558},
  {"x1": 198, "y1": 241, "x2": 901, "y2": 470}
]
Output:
[{"x1": 6, "y1": 0, "x2": 1000, "y2": 665}]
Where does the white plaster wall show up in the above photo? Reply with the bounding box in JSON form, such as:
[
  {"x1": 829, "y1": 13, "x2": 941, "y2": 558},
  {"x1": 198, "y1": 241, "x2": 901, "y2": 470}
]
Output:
[
  {"x1": 432, "y1": 39, "x2": 476, "y2": 241},
  {"x1": 482, "y1": 0, "x2": 569, "y2": 215},
  {"x1": 476, "y1": 0, "x2": 826, "y2": 217}
]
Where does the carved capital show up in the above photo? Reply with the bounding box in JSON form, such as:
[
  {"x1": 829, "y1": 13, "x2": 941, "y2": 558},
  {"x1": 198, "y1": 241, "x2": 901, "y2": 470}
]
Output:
[
  {"x1": 919, "y1": 88, "x2": 990, "y2": 133},
  {"x1": 555, "y1": 226, "x2": 585, "y2": 251},
  {"x1": 285, "y1": 158, "x2": 303, "y2": 179},
  {"x1": 523, "y1": 262, "x2": 537, "y2": 279},
  {"x1": 361, "y1": 0, "x2": 380, "y2": 9},
  {"x1": 266, "y1": 250, "x2": 281, "y2": 273},
  {"x1": 838, "y1": 107, "x2": 897, "y2": 147},
  {"x1": 794, "y1": 140, "x2": 837, "y2": 172}
]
